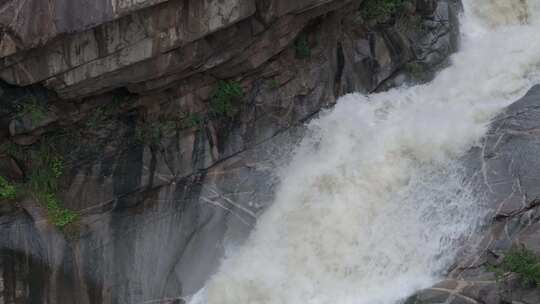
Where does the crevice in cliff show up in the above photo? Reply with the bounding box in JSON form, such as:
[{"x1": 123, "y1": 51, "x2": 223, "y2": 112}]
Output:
[
  {"x1": 494, "y1": 198, "x2": 540, "y2": 221},
  {"x1": 334, "y1": 41, "x2": 345, "y2": 97}
]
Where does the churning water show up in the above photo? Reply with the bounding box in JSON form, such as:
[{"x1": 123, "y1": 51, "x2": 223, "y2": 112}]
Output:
[{"x1": 191, "y1": 1, "x2": 540, "y2": 303}]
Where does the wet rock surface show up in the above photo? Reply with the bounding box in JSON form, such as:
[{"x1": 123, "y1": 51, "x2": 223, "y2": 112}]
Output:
[
  {"x1": 408, "y1": 85, "x2": 540, "y2": 304},
  {"x1": 0, "y1": 0, "x2": 461, "y2": 303}
]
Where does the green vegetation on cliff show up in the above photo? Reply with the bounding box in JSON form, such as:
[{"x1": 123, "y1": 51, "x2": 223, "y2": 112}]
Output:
[
  {"x1": 43, "y1": 192, "x2": 78, "y2": 228},
  {"x1": 135, "y1": 120, "x2": 177, "y2": 145},
  {"x1": 211, "y1": 81, "x2": 243, "y2": 117},
  {"x1": 295, "y1": 34, "x2": 312, "y2": 59},
  {"x1": 28, "y1": 143, "x2": 78, "y2": 228},
  {"x1": 490, "y1": 247, "x2": 540, "y2": 287},
  {"x1": 361, "y1": 0, "x2": 406, "y2": 21},
  {"x1": 17, "y1": 99, "x2": 47, "y2": 123},
  {"x1": 135, "y1": 112, "x2": 206, "y2": 145},
  {"x1": 1, "y1": 136, "x2": 78, "y2": 228},
  {"x1": 0, "y1": 176, "x2": 17, "y2": 200},
  {"x1": 133, "y1": 80, "x2": 244, "y2": 146}
]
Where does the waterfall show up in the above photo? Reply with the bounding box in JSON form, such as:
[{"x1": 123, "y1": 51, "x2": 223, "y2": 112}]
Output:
[{"x1": 191, "y1": 1, "x2": 540, "y2": 303}]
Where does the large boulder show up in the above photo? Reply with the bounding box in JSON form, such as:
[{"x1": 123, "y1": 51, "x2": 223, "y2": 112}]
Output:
[{"x1": 408, "y1": 85, "x2": 540, "y2": 304}]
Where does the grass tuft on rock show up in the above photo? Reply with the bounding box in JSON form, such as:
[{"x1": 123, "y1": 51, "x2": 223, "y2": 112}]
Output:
[{"x1": 490, "y1": 246, "x2": 540, "y2": 287}]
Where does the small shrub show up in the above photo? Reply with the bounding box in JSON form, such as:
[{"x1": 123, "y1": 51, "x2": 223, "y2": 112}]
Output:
[
  {"x1": 159, "y1": 120, "x2": 177, "y2": 135},
  {"x1": 2, "y1": 133, "x2": 78, "y2": 228},
  {"x1": 361, "y1": 0, "x2": 406, "y2": 21},
  {"x1": 28, "y1": 145, "x2": 64, "y2": 194},
  {"x1": 136, "y1": 113, "x2": 206, "y2": 144},
  {"x1": 86, "y1": 92, "x2": 132, "y2": 130},
  {"x1": 18, "y1": 100, "x2": 47, "y2": 123},
  {"x1": 0, "y1": 141, "x2": 24, "y2": 158},
  {"x1": 43, "y1": 193, "x2": 78, "y2": 228},
  {"x1": 29, "y1": 166, "x2": 77, "y2": 228},
  {"x1": 210, "y1": 81, "x2": 243, "y2": 118},
  {"x1": 104, "y1": 93, "x2": 128, "y2": 114},
  {"x1": 490, "y1": 247, "x2": 540, "y2": 287},
  {"x1": 268, "y1": 79, "x2": 280, "y2": 90},
  {"x1": 51, "y1": 156, "x2": 64, "y2": 179},
  {"x1": 28, "y1": 150, "x2": 78, "y2": 229},
  {"x1": 136, "y1": 123, "x2": 161, "y2": 144},
  {"x1": 294, "y1": 34, "x2": 311, "y2": 59},
  {"x1": 0, "y1": 176, "x2": 17, "y2": 200},
  {"x1": 27, "y1": 142, "x2": 78, "y2": 227},
  {"x1": 135, "y1": 120, "x2": 178, "y2": 144},
  {"x1": 183, "y1": 113, "x2": 204, "y2": 129},
  {"x1": 86, "y1": 108, "x2": 105, "y2": 130}
]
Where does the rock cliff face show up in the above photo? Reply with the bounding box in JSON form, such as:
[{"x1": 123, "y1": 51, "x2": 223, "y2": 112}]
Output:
[{"x1": 0, "y1": 0, "x2": 460, "y2": 303}]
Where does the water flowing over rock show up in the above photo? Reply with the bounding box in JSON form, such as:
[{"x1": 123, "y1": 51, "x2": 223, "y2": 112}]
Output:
[
  {"x1": 2, "y1": 0, "x2": 540, "y2": 303},
  {"x1": 0, "y1": 0, "x2": 462, "y2": 303},
  {"x1": 190, "y1": 0, "x2": 540, "y2": 301}
]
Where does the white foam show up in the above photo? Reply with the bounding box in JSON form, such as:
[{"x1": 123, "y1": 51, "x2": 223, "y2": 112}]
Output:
[{"x1": 191, "y1": 1, "x2": 540, "y2": 303}]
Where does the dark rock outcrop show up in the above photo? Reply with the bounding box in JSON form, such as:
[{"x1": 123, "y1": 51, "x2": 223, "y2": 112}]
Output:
[{"x1": 0, "y1": 0, "x2": 460, "y2": 303}]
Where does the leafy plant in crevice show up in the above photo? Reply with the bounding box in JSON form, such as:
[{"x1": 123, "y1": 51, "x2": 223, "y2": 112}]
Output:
[
  {"x1": 17, "y1": 98, "x2": 48, "y2": 123},
  {"x1": 0, "y1": 141, "x2": 25, "y2": 159},
  {"x1": 361, "y1": 0, "x2": 406, "y2": 22},
  {"x1": 86, "y1": 107, "x2": 106, "y2": 130},
  {"x1": 135, "y1": 119, "x2": 177, "y2": 145},
  {"x1": 104, "y1": 91, "x2": 134, "y2": 115},
  {"x1": 210, "y1": 81, "x2": 244, "y2": 118},
  {"x1": 0, "y1": 132, "x2": 79, "y2": 227},
  {"x1": 135, "y1": 111, "x2": 207, "y2": 145},
  {"x1": 294, "y1": 34, "x2": 312, "y2": 59},
  {"x1": 110, "y1": 92, "x2": 127, "y2": 109},
  {"x1": 489, "y1": 246, "x2": 540, "y2": 287},
  {"x1": 43, "y1": 192, "x2": 78, "y2": 228},
  {"x1": 28, "y1": 147, "x2": 59, "y2": 192},
  {"x1": 135, "y1": 81, "x2": 243, "y2": 146},
  {"x1": 0, "y1": 176, "x2": 17, "y2": 200},
  {"x1": 25, "y1": 139, "x2": 78, "y2": 228},
  {"x1": 182, "y1": 112, "x2": 205, "y2": 129},
  {"x1": 268, "y1": 79, "x2": 280, "y2": 90},
  {"x1": 85, "y1": 90, "x2": 134, "y2": 132}
]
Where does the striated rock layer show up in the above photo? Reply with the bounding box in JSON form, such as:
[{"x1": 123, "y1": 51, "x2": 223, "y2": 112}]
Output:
[
  {"x1": 0, "y1": 0, "x2": 458, "y2": 99},
  {"x1": 0, "y1": 0, "x2": 460, "y2": 303}
]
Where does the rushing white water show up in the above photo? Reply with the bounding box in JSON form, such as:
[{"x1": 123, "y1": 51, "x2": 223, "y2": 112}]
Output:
[{"x1": 192, "y1": 1, "x2": 540, "y2": 303}]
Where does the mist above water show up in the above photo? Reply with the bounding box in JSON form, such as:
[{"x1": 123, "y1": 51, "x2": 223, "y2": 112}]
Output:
[{"x1": 191, "y1": 1, "x2": 540, "y2": 303}]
